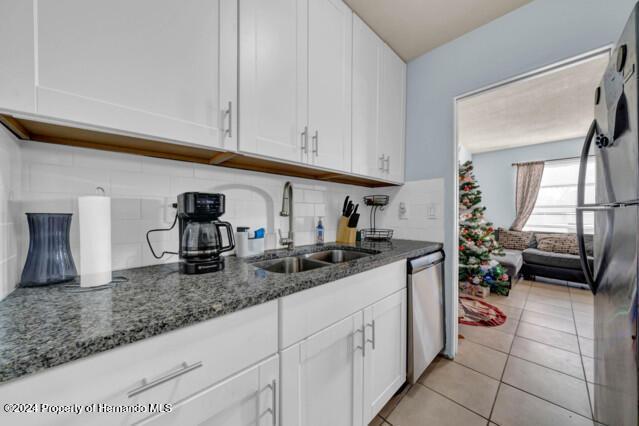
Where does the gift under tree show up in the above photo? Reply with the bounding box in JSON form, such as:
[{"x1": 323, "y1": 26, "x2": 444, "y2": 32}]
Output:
[{"x1": 459, "y1": 161, "x2": 510, "y2": 296}]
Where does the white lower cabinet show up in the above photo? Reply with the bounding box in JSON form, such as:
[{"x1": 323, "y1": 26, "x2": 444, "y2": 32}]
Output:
[
  {"x1": 281, "y1": 312, "x2": 364, "y2": 426},
  {"x1": 139, "y1": 355, "x2": 278, "y2": 426},
  {"x1": 280, "y1": 289, "x2": 407, "y2": 426},
  {"x1": 363, "y1": 289, "x2": 407, "y2": 423}
]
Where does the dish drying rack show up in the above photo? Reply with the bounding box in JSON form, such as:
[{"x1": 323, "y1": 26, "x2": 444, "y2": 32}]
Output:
[{"x1": 361, "y1": 195, "x2": 393, "y2": 242}]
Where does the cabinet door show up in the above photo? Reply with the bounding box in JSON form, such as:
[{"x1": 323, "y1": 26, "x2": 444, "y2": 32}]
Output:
[
  {"x1": 0, "y1": 0, "x2": 35, "y2": 114},
  {"x1": 35, "y1": 0, "x2": 237, "y2": 150},
  {"x1": 139, "y1": 355, "x2": 279, "y2": 426},
  {"x1": 281, "y1": 312, "x2": 364, "y2": 426},
  {"x1": 351, "y1": 15, "x2": 382, "y2": 178},
  {"x1": 240, "y1": 0, "x2": 307, "y2": 163},
  {"x1": 363, "y1": 289, "x2": 407, "y2": 423},
  {"x1": 307, "y1": 0, "x2": 352, "y2": 172},
  {"x1": 379, "y1": 45, "x2": 406, "y2": 183}
]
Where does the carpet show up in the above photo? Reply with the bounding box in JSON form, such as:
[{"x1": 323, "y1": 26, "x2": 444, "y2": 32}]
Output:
[{"x1": 459, "y1": 296, "x2": 507, "y2": 327}]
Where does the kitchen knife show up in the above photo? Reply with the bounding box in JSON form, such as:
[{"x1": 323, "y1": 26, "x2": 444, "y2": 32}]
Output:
[
  {"x1": 345, "y1": 201, "x2": 354, "y2": 217},
  {"x1": 342, "y1": 196, "x2": 350, "y2": 216},
  {"x1": 348, "y1": 213, "x2": 360, "y2": 228}
]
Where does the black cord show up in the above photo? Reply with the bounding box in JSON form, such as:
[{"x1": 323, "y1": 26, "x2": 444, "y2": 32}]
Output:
[{"x1": 146, "y1": 211, "x2": 179, "y2": 259}]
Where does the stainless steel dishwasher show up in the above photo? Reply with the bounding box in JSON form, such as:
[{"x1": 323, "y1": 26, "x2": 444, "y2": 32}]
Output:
[{"x1": 407, "y1": 250, "x2": 445, "y2": 384}]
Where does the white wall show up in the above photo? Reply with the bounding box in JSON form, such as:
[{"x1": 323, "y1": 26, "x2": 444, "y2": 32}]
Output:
[
  {"x1": 404, "y1": 0, "x2": 637, "y2": 356},
  {"x1": 376, "y1": 178, "x2": 444, "y2": 243},
  {"x1": 0, "y1": 126, "x2": 22, "y2": 299},
  {"x1": 15, "y1": 141, "x2": 369, "y2": 288}
]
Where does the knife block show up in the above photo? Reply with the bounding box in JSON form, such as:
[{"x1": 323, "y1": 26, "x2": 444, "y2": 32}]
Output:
[{"x1": 336, "y1": 216, "x2": 356, "y2": 244}]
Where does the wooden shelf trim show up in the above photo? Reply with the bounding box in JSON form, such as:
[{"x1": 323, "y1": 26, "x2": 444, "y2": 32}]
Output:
[{"x1": 0, "y1": 114, "x2": 399, "y2": 188}]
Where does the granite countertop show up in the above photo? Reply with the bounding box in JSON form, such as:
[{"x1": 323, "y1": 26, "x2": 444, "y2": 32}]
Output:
[{"x1": 0, "y1": 239, "x2": 442, "y2": 384}]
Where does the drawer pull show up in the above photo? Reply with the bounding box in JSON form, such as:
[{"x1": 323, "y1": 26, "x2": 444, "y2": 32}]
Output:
[
  {"x1": 366, "y1": 320, "x2": 376, "y2": 350},
  {"x1": 266, "y1": 379, "x2": 277, "y2": 426},
  {"x1": 127, "y1": 361, "x2": 203, "y2": 398}
]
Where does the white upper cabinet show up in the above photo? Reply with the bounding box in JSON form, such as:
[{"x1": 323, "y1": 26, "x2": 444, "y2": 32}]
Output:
[
  {"x1": 35, "y1": 0, "x2": 237, "y2": 150},
  {"x1": 307, "y1": 0, "x2": 352, "y2": 172},
  {"x1": 0, "y1": 0, "x2": 35, "y2": 114},
  {"x1": 352, "y1": 14, "x2": 382, "y2": 178},
  {"x1": 240, "y1": 0, "x2": 308, "y2": 162},
  {"x1": 351, "y1": 16, "x2": 406, "y2": 182},
  {"x1": 241, "y1": 0, "x2": 352, "y2": 172},
  {"x1": 379, "y1": 45, "x2": 406, "y2": 183}
]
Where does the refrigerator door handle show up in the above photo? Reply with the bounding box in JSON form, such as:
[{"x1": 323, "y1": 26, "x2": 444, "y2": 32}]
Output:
[{"x1": 576, "y1": 119, "x2": 599, "y2": 294}]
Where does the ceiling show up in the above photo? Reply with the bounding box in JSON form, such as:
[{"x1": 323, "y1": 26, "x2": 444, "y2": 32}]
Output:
[
  {"x1": 457, "y1": 52, "x2": 610, "y2": 154},
  {"x1": 344, "y1": 0, "x2": 533, "y2": 61}
]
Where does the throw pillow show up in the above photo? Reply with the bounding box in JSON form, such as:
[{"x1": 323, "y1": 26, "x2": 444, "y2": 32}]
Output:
[
  {"x1": 497, "y1": 228, "x2": 534, "y2": 251},
  {"x1": 536, "y1": 233, "x2": 580, "y2": 255}
]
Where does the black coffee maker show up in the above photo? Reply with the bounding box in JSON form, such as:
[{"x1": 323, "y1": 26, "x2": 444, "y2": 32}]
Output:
[{"x1": 177, "y1": 192, "x2": 235, "y2": 274}]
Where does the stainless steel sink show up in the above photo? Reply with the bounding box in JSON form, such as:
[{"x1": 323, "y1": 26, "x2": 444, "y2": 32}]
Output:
[
  {"x1": 253, "y1": 257, "x2": 329, "y2": 274},
  {"x1": 303, "y1": 249, "x2": 373, "y2": 264}
]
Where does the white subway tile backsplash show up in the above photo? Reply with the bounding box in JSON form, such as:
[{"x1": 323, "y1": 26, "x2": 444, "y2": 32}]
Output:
[
  {"x1": 30, "y1": 164, "x2": 110, "y2": 194},
  {"x1": 303, "y1": 189, "x2": 324, "y2": 203},
  {"x1": 295, "y1": 203, "x2": 315, "y2": 217},
  {"x1": 111, "y1": 171, "x2": 170, "y2": 197},
  {"x1": 73, "y1": 148, "x2": 142, "y2": 173},
  {"x1": 111, "y1": 198, "x2": 142, "y2": 220},
  {"x1": 11, "y1": 141, "x2": 377, "y2": 285},
  {"x1": 142, "y1": 157, "x2": 194, "y2": 177}
]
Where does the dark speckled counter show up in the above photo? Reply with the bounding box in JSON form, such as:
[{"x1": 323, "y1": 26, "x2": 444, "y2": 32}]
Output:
[{"x1": 0, "y1": 239, "x2": 442, "y2": 384}]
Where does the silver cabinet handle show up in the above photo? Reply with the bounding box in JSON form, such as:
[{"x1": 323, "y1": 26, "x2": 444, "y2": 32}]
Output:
[
  {"x1": 378, "y1": 155, "x2": 385, "y2": 171},
  {"x1": 312, "y1": 130, "x2": 319, "y2": 155},
  {"x1": 224, "y1": 101, "x2": 232, "y2": 138},
  {"x1": 384, "y1": 156, "x2": 390, "y2": 173},
  {"x1": 366, "y1": 320, "x2": 376, "y2": 350},
  {"x1": 355, "y1": 327, "x2": 365, "y2": 357},
  {"x1": 128, "y1": 361, "x2": 203, "y2": 398},
  {"x1": 266, "y1": 379, "x2": 277, "y2": 426},
  {"x1": 301, "y1": 126, "x2": 309, "y2": 154}
]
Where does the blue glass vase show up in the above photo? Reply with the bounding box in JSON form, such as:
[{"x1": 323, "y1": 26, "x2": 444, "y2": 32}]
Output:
[{"x1": 21, "y1": 213, "x2": 77, "y2": 287}]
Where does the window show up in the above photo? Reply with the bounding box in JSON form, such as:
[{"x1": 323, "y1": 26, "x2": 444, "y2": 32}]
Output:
[{"x1": 523, "y1": 158, "x2": 595, "y2": 234}]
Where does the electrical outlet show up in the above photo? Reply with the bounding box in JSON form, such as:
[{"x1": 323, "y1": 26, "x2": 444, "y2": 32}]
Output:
[
  {"x1": 427, "y1": 203, "x2": 437, "y2": 219},
  {"x1": 399, "y1": 202, "x2": 408, "y2": 220}
]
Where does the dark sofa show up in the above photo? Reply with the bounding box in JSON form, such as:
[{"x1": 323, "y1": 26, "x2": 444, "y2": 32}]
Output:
[{"x1": 492, "y1": 231, "x2": 594, "y2": 284}]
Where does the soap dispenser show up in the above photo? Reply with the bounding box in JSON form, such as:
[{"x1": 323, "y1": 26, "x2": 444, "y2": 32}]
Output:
[{"x1": 315, "y1": 217, "x2": 325, "y2": 245}]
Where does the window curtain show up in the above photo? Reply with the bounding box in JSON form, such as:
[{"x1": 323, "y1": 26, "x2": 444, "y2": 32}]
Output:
[{"x1": 511, "y1": 161, "x2": 545, "y2": 231}]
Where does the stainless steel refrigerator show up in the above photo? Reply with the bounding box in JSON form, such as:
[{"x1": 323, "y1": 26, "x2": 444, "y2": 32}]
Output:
[{"x1": 577, "y1": 5, "x2": 639, "y2": 425}]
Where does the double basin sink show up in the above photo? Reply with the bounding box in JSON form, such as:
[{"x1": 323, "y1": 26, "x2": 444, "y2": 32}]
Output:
[{"x1": 252, "y1": 249, "x2": 378, "y2": 274}]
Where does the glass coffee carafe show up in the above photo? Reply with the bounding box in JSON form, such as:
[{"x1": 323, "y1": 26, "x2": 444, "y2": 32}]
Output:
[{"x1": 180, "y1": 221, "x2": 235, "y2": 260}]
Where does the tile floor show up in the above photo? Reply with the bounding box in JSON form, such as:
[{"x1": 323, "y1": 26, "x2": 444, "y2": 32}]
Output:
[{"x1": 370, "y1": 279, "x2": 602, "y2": 426}]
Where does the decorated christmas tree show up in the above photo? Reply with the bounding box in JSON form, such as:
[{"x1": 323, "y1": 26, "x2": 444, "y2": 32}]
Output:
[{"x1": 459, "y1": 161, "x2": 510, "y2": 296}]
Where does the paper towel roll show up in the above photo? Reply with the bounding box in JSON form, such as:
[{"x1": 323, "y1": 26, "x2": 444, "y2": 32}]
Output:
[{"x1": 79, "y1": 195, "x2": 112, "y2": 287}]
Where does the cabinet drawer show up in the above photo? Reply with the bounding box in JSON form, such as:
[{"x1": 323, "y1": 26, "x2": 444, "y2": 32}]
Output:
[
  {"x1": 279, "y1": 260, "x2": 406, "y2": 349},
  {"x1": 0, "y1": 301, "x2": 278, "y2": 426}
]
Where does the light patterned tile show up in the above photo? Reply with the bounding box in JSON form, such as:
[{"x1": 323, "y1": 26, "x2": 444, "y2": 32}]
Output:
[
  {"x1": 510, "y1": 337, "x2": 584, "y2": 379},
  {"x1": 378, "y1": 383, "x2": 412, "y2": 419},
  {"x1": 459, "y1": 324, "x2": 515, "y2": 354},
  {"x1": 525, "y1": 300, "x2": 573, "y2": 319},
  {"x1": 503, "y1": 357, "x2": 591, "y2": 418},
  {"x1": 582, "y1": 355, "x2": 595, "y2": 383},
  {"x1": 521, "y1": 310, "x2": 576, "y2": 334},
  {"x1": 455, "y1": 339, "x2": 508, "y2": 379},
  {"x1": 492, "y1": 384, "x2": 594, "y2": 426},
  {"x1": 527, "y1": 293, "x2": 573, "y2": 309},
  {"x1": 579, "y1": 337, "x2": 594, "y2": 358},
  {"x1": 516, "y1": 322, "x2": 580, "y2": 353},
  {"x1": 388, "y1": 384, "x2": 487, "y2": 426},
  {"x1": 575, "y1": 320, "x2": 594, "y2": 339},
  {"x1": 419, "y1": 358, "x2": 499, "y2": 417}
]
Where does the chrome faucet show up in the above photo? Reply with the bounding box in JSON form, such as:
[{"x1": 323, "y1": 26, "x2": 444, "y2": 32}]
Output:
[{"x1": 279, "y1": 181, "x2": 295, "y2": 250}]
